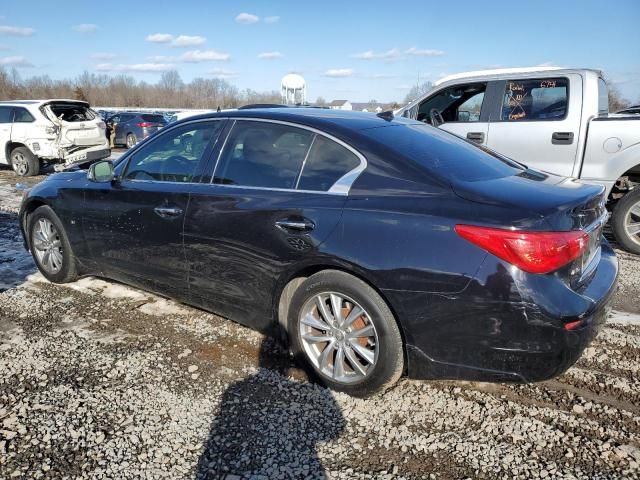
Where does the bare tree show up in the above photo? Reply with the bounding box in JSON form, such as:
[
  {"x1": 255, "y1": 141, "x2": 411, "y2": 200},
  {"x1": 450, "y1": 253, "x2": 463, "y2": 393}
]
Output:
[
  {"x1": 608, "y1": 83, "x2": 630, "y2": 112},
  {"x1": 403, "y1": 80, "x2": 433, "y2": 104}
]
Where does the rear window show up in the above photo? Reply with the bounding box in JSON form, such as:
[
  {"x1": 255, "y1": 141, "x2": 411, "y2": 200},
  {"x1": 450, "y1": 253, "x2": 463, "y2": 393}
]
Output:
[
  {"x1": 500, "y1": 78, "x2": 568, "y2": 121},
  {"x1": 48, "y1": 103, "x2": 95, "y2": 122},
  {"x1": 141, "y1": 114, "x2": 166, "y2": 124},
  {"x1": 365, "y1": 124, "x2": 524, "y2": 182}
]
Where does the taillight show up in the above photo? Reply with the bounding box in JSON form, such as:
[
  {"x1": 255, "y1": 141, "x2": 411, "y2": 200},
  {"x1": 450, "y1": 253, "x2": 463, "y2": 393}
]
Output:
[
  {"x1": 137, "y1": 122, "x2": 156, "y2": 128},
  {"x1": 97, "y1": 121, "x2": 106, "y2": 130},
  {"x1": 455, "y1": 225, "x2": 588, "y2": 274}
]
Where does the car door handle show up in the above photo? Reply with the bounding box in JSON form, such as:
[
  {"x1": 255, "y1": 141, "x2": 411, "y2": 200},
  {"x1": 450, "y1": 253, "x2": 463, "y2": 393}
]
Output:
[
  {"x1": 466, "y1": 132, "x2": 485, "y2": 143},
  {"x1": 154, "y1": 206, "x2": 183, "y2": 218},
  {"x1": 552, "y1": 132, "x2": 574, "y2": 145},
  {"x1": 275, "y1": 218, "x2": 315, "y2": 232}
]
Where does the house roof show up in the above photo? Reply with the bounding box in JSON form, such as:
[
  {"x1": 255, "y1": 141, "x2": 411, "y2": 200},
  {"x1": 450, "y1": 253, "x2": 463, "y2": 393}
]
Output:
[{"x1": 328, "y1": 100, "x2": 350, "y2": 107}]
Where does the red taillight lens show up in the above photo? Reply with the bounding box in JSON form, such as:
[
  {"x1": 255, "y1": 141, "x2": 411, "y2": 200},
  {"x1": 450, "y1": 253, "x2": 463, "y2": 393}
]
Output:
[
  {"x1": 137, "y1": 122, "x2": 155, "y2": 128},
  {"x1": 455, "y1": 225, "x2": 588, "y2": 274}
]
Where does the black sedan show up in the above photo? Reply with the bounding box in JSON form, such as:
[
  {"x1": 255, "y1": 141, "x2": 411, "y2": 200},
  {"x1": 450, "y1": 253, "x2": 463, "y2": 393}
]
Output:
[{"x1": 19, "y1": 108, "x2": 618, "y2": 397}]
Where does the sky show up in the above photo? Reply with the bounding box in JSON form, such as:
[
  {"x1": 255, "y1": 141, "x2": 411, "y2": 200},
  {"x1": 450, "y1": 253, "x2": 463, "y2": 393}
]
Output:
[{"x1": 0, "y1": 0, "x2": 639, "y2": 104}]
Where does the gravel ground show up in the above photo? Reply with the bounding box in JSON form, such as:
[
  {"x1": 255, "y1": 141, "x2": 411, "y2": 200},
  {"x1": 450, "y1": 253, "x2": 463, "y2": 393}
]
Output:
[{"x1": 0, "y1": 168, "x2": 639, "y2": 479}]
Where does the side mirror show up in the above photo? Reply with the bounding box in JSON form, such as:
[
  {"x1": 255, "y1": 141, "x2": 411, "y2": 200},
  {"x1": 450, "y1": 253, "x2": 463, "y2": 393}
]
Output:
[{"x1": 88, "y1": 160, "x2": 115, "y2": 183}]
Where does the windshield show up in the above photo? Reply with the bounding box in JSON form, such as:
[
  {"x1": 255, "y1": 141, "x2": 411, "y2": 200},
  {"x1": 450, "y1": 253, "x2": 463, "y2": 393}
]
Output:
[{"x1": 365, "y1": 124, "x2": 525, "y2": 182}]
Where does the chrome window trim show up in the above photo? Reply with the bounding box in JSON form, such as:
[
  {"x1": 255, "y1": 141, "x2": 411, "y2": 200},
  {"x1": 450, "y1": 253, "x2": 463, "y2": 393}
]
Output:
[
  {"x1": 212, "y1": 117, "x2": 368, "y2": 195},
  {"x1": 120, "y1": 117, "x2": 226, "y2": 185}
]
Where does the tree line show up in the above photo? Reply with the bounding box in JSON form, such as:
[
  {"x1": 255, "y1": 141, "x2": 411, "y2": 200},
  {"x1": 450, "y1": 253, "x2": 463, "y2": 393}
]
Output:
[
  {"x1": 0, "y1": 67, "x2": 634, "y2": 112},
  {"x1": 0, "y1": 68, "x2": 282, "y2": 109}
]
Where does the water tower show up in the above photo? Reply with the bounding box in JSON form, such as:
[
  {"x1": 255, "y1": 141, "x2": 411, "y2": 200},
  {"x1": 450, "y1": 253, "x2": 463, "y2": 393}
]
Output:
[{"x1": 281, "y1": 73, "x2": 306, "y2": 105}]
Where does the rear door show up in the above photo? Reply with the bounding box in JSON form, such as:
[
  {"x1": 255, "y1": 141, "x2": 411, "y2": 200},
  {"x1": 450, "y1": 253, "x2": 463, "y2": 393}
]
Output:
[
  {"x1": 486, "y1": 75, "x2": 582, "y2": 176},
  {"x1": 82, "y1": 119, "x2": 225, "y2": 298},
  {"x1": 184, "y1": 119, "x2": 362, "y2": 330},
  {"x1": 0, "y1": 107, "x2": 12, "y2": 164},
  {"x1": 412, "y1": 82, "x2": 490, "y2": 146}
]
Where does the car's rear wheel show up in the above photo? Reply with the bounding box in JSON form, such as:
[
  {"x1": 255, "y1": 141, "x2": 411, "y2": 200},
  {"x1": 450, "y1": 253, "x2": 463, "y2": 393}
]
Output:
[
  {"x1": 612, "y1": 188, "x2": 640, "y2": 255},
  {"x1": 126, "y1": 133, "x2": 137, "y2": 149},
  {"x1": 28, "y1": 206, "x2": 77, "y2": 283},
  {"x1": 11, "y1": 146, "x2": 40, "y2": 177},
  {"x1": 287, "y1": 270, "x2": 404, "y2": 397}
]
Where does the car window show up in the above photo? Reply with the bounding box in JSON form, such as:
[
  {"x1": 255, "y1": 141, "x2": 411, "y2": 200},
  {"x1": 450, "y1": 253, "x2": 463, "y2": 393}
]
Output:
[
  {"x1": 141, "y1": 114, "x2": 167, "y2": 124},
  {"x1": 123, "y1": 121, "x2": 223, "y2": 183},
  {"x1": 13, "y1": 108, "x2": 35, "y2": 123},
  {"x1": 48, "y1": 103, "x2": 95, "y2": 122},
  {"x1": 297, "y1": 135, "x2": 360, "y2": 191},
  {"x1": 213, "y1": 121, "x2": 314, "y2": 189},
  {"x1": 417, "y1": 83, "x2": 487, "y2": 123},
  {"x1": 501, "y1": 78, "x2": 568, "y2": 121},
  {"x1": 108, "y1": 115, "x2": 120, "y2": 123},
  {"x1": 362, "y1": 124, "x2": 524, "y2": 183},
  {"x1": 0, "y1": 107, "x2": 12, "y2": 123},
  {"x1": 597, "y1": 78, "x2": 609, "y2": 116}
]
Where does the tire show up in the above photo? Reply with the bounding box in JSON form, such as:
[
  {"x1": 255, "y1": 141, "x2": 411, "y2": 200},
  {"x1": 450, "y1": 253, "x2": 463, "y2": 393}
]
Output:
[
  {"x1": 126, "y1": 133, "x2": 137, "y2": 149},
  {"x1": 287, "y1": 270, "x2": 404, "y2": 397},
  {"x1": 612, "y1": 188, "x2": 640, "y2": 254},
  {"x1": 27, "y1": 205, "x2": 77, "y2": 283},
  {"x1": 10, "y1": 146, "x2": 40, "y2": 177}
]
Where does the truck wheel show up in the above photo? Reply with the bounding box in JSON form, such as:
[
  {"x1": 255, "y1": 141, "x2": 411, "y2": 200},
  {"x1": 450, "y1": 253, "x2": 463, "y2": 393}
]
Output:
[
  {"x1": 612, "y1": 188, "x2": 640, "y2": 254},
  {"x1": 11, "y1": 147, "x2": 40, "y2": 177}
]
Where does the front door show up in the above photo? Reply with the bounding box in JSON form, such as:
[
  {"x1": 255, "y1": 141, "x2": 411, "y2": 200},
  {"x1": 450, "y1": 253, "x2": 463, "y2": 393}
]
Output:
[
  {"x1": 486, "y1": 75, "x2": 581, "y2": 177},
  {"x1": 0, "y1": 106, "x2": 13, "y2": 164},
  {"x1": 82, "y1": 120, "x2": 225, "y2": 298},
  {"x1": 184, "y1": 119, "x2": 361, "y2": 330}
]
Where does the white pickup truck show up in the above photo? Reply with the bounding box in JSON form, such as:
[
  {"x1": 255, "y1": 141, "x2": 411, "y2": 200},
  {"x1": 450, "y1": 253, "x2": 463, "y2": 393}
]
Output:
[{"x1": 397, "y1": 67, "x2": 640, "y2": 254}]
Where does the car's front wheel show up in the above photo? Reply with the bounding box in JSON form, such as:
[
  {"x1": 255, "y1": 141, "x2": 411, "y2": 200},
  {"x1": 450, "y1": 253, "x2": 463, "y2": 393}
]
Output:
[
  {"x1": 288, "y1": 270, "x2": 404, "y2": 397},
  {"x1": 612, "y1": 188, "x2": 640, "y2": 255},
  {"x1": 28, "y1": 205, "x2": 77, "y2": 283},
  {"x1": 11, "y1": 146, "x2": 40, "y2": 177}
]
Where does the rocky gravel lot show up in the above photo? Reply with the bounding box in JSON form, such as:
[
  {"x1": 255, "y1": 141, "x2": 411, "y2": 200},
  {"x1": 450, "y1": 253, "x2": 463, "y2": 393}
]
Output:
[{"x1": 0, "y1": 168, "x2": 639, "y2": 479}]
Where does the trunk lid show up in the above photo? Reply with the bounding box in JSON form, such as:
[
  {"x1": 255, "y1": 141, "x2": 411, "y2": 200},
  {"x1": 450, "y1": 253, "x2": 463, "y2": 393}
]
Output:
[{"x1": 452, "y1": 168, "x2": 608, "y2": 286}]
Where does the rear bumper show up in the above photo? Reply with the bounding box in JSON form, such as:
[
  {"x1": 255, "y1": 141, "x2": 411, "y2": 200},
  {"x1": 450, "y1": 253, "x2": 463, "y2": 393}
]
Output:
[
  {"x1": 62, "y1": 146, "x2": 111, "y2": 168},
  {"x1": 387, "y1": 242, "x2": 618, "y2": 383}
]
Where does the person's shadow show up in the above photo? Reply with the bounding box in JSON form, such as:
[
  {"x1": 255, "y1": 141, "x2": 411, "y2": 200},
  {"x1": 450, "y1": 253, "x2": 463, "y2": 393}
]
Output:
[{"x1": 195, "y1": 330, "x2": 345, "y2": 479}]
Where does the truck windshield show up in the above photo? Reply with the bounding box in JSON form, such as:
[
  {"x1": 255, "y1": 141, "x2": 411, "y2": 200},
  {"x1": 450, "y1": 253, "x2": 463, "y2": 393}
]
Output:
[{"x1": 365, "y1": 124, "x2": 525, "y2": 182}]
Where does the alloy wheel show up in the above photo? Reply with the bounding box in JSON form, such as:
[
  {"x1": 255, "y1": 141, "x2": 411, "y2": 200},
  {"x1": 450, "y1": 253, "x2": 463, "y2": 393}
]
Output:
[
  {"x1": 299, "y1": 292, "x2": 379, "y2": 384},
  {"x1": 625, "y1": 200, "x2": 640, "y2": 247},
  {"x1": 32, "y1": 218, "x2": 63, "y2": 274},
  {"x1": 126, "y1": 134, "x2": 136, "y2": 148},
  {"x1": 12, "y1": 152, "x2": 28, "y2": 176}
]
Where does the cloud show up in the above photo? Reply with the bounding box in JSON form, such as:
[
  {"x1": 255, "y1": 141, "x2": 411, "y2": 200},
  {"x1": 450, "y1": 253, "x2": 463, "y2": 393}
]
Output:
[
  {"x1": 236, "y1": 13, "x2": 259, "y2": 24},
  {"x1": 0, "y1": 44, "x2": 9, "y2": 51},
  {"x1": 95, "y1": 63, "x2": 175, "y2": 73},
  {"x1": 209, "y1": 68, "x2": 237, "y2": 79},
  {"x1": 323, "y1": 68, "x2": 354, "y2": 78},
  {"x1": 73, "y1": 24, "x2": 98, "y2": 33},
  {"x1": 0, "y1": 56, "x2": 33, "y2": 67},
  {"x1": 170, "y1": 35, "x2": 206, "y2": 47},
  {"x1": 0, "y1": 25, "x2": 35, "y2": 36},
  {"x1": 405, "y1": 47, "x2": 445, "y2": 57},
  {"x1": 258, "y1": 51, "x2": 283, "y2": 60},
  {"x1": 146, "y1": 33, "x2": 174, "y2": 43},
  {"x1": 91, "y1": 52, "x2": 117, "y2": 60},
  {"x1": 352, "y1": 48, "x2": 402, "y2": 60},
  {"x1": 264, "y1": 16, "x2": 280, "y2": 23},
  {"x1": 147, "y1": 50, "x2": 230, "y2": 63},
  {"x1": 395, "y1": 84, "x2": 412, "y2": 90},
  {"x1": 180, "y1": 49, "x2": 229, "y2": 62}
]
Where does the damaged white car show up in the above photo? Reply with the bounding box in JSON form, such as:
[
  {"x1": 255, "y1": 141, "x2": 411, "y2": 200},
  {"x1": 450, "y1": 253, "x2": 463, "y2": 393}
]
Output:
[{"x1": 0, "y1": 99, "x2": 110, "y2": 176}]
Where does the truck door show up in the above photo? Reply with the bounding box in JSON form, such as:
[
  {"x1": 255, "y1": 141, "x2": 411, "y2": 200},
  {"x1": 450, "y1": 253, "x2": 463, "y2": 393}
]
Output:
[
  {"x1": 485, "y1": 75, "x2": 582, "y2": 177},
  {"x1": 411, "y1": 82, "x2": 490, "y2": 146}
]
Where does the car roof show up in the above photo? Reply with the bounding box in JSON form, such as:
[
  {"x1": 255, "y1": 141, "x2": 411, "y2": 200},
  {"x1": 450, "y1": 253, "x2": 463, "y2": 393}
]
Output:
[
  {"x1": 181, "y1": 107, "x2": 421, "y2": 134},
  {"x1": 0, "y1": 99, "x2": 91, "y2": 106}
]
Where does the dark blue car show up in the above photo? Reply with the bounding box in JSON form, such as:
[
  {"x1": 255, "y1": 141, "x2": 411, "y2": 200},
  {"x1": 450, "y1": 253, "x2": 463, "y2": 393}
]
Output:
[{"x1": 19, "y1": 108, "x2": 618, "y2": 397}]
